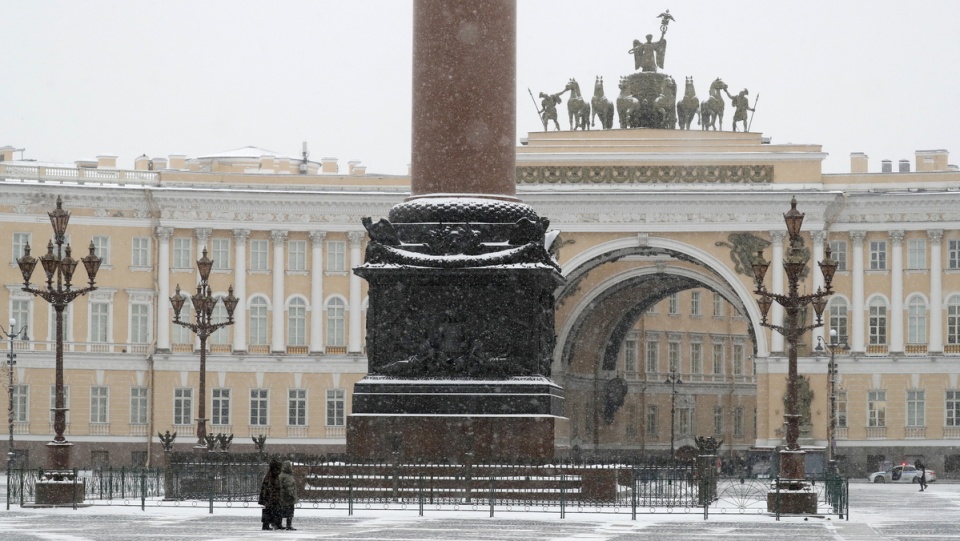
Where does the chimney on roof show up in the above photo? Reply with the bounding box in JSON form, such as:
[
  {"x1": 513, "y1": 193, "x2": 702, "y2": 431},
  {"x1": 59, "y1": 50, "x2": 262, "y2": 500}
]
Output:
[
  {"x1": 321, "y1": 157, "x2": 338, "y2": 174},
  {"x1": 134, "y1": 155, "x2": 150, "y2": 171},
  {"x1": 899, "y1": 159, "x2": 910, "y2": 173},
  {"x1": 916, "y1": 149, "x2": 949, "y2": 172},
  {"x1": 96, "y1": 155, "x2": 117, "y2": 169},
  {"x1": 881, "y1": 159, "x2": 892, "y2": 173},
  {"x1": 348, "y1": 160, "x2": 360, "y2": 175},
  {"x1": 850, "y1": 152, "x2": 868, "y2": 174}
]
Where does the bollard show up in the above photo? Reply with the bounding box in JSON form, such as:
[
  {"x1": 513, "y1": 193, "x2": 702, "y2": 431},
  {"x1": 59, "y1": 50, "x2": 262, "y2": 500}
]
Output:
[
  {"x1": 631, "y1": 466, "x2": 637, "y2": 521},
  {"x1": 208, "y1": 471, "x2": 214, "y2": 514},
  {"x1": 489, "y1": 475, "x2": 494, "y2": 518},
  {"x1": 141, "y1": 470, "x2": 147, "y2": 511}
]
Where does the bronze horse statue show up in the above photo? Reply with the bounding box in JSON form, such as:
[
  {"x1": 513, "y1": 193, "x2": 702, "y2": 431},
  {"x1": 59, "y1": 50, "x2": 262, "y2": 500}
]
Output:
[
  {"x1": 700, "y1": 77, "x2": 727, "y2": 131},
  {"x1": 653, "y1": 75, "x2": 677, "y2": 129},
  {"x1": 616, "y1": 76, "x2": 640, "y2": 129},
  {"x1": 677, "y1": 76, "x2": 700, "y2": 130},
  {"x1": 591, "y1": 76, "x2": 614, "y2": 130},
  {"x1": 564, "y1": 78, "x2": 591, "y2": 131}
]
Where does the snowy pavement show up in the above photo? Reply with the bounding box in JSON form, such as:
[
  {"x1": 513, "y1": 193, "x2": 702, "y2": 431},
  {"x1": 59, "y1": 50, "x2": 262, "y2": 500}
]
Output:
[{"x1": 1, "y1": 481, "x2": 958, "y2": 540}]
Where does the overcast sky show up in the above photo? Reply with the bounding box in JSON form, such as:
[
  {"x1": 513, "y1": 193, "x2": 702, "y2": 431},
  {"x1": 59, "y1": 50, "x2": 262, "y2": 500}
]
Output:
[{"x1": 3, "y1": 1, "x2": 959, "y2": 175}]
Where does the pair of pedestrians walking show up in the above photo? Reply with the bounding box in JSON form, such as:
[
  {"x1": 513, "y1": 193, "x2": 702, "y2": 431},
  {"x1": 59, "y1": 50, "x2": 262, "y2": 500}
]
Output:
[{"x1": 259, "y1": 459, "x2": 299, "y2": 530}]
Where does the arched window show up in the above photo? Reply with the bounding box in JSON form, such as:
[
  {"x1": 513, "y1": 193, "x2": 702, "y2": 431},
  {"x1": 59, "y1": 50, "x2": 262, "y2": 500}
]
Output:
[
  {"x1": 326, "y1": 298, "x2": 345, "y2": 347},
  {"x1": 828, "y1": 298, "x2": 848, "y2": 343},
  {"x1": 172, "y1": 301, "x2": 192, "y2": 345},
  {"x1": 906, "y1": 295, "x2": 927, "y2": 345},
  {"x1": 249, "y1": 296, "x2": 269, "y2": 346},
  {"x1": 210, "y1": 302, "x2": 230, "y2": 345},
  {"x1": 947, "y1": 294, "x2": 960, "y2": 345},
  {"x1": 868, "y1": 297, "x2": 887, "y2": 345},
  {"x1": 288, "y1": 298, "x2": 307, "y2": 346}
]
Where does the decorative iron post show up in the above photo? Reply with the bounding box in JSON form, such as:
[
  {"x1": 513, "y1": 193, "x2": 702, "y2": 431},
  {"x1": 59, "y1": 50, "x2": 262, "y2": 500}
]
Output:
[
  {"x1": 816, "y1": 329, "x2": 847, "y2": 472},
  {"x1": 169, "y1": 248, "x2": 238, "y2": 448},
  {"x1": 665, "y1": 371, "x2": 682, "y2": 458},
  {"x1": 752, "y1": 197, "x2": 837, "y2": 513},
  {"x1": 2, "y1": 318, "x2": 28, "y2": 510}
]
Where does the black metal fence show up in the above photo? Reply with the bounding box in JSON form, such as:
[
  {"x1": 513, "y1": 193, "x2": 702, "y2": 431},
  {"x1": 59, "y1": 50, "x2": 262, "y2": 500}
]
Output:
[{"x1": 4, "y1": 457, "x2": 848, "y2": 520}]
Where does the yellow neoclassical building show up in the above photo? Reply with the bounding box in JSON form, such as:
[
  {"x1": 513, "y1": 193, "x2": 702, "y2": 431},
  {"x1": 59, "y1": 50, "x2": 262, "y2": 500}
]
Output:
[{"x1": 2, "y1": 131, "x2": 960, "y2": 477}]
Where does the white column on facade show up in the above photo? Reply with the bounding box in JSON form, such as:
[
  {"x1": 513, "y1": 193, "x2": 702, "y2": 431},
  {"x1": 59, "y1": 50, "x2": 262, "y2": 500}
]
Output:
[
  {"x1": 347, "y1": 231, "x2": 364, "y2": 354},
  {"x1": 271, "y1": 230, "x2": 287, "y2": 353},
  {"x1": 232, "y1": 229, "x2": 250, "y2": 353},
  {"x1": 889, "y1": 230, "x2": 904, "y2": 353},
  {"x1": 770, "y1": 231, "x2": 786, "y2": 353},
  {"x1": 811, "y1": 230, "x2": 826, "y2": 349},
  {"x1": 155, "y1": 227, "x2": 173, "y2": 352},
  {"x1": 929, "y1": 229, "x2": 944, "y2": 353},
  {"x1": 851, "y1": 231, "x2": 866, "y2": 352},
  {"x1": 309, "y1": 231, "x2": 326, "y2": 354}
]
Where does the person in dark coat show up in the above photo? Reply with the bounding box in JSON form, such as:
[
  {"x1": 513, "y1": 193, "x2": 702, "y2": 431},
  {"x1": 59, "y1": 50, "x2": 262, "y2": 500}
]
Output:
[
  {"x1": 278, "y1": 460, "x2": 299, "y2": 530},
  {"x1": 258, "y1": 459, "x2": 282, "y2": 530},
  {"x1": 915, "y1": 459, "x2": 928, "y2": 491}
]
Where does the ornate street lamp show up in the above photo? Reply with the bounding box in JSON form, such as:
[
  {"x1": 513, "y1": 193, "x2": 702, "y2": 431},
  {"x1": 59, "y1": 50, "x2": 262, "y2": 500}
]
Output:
[
  {"x1": 2, "y1": 317, "x2": 28, "y2": 510},
  {"x1": 170, "y1": 248, "x2": 238, "y2": 448},
  {"x1": 752, "y1": 197, "x2": 836, "y2": 513},
  {"x1": 815, "y1": 328, "x2": 848, "y2": 473},
  {"x1": 17, "y1": 196, "x2": 101, "y2": 473},
  {"x1": 665, "y1": 371, "x2": 683, "y2": 458}
]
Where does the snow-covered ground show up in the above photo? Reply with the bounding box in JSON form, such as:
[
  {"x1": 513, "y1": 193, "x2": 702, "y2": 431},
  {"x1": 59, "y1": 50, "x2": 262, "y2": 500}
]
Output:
[{"x1": 0, "y1": 477, "x2": 957, "y2": 540}]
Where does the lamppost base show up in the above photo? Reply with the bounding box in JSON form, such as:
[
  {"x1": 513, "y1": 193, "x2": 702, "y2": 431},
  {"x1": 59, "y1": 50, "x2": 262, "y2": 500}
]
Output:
[
  {"x1": 766, "y1": 480, "x2": 817, "y2": 514},
  {"x1": 46, "y1": 441, "x2": 73, "y2": 470}
]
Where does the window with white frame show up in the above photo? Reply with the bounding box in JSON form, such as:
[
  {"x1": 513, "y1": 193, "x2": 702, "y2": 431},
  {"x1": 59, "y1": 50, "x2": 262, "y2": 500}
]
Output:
[
  {"x1": 868, "y1": 390, "x2": 886, "y2": 427},
  {"x1": 837, "y1": 390, "x2": 847, "y2": 428},
  {"x1": 624, "y1": 337, "x2": 637, "y2": 372},
  {"x1": 668, "y1": 293, "x2": 679, "y2": 315},
  {"x1": 173, "y1": 237, "x2": 192, "y2": 269},
  {"x1": 733, "y1": 407, "x2": 744, "y2": 437},
  {"x1": 645, "y1": 340, "x2": 658, "y2": 373},
  {"x1": 211, "y1": 238, "x2": 230, "y2": 270},
  {"x1": 210, "y1": 303, "x2": 230, "y2": 345},
  {"x1": 326, "y1": 389, "x2": 345, "y2": 426},
  {"x1": 949, "y1": 295, "x2": 960, "y2": 345},
  {"x1": 327, "y1": 241, "x2": 346, "y2": 272},
  {"x1": 829, "y1": 240, "x2": 847, "y2": 272},
  {"x1": 906, "y1": 390, "x2": 925, "y2": 427},
  {"x1": 173, "y1": 388, "x2": 192, "y2": 426},
  {"x1": 690, "y1": 342, "x2": 702, "y2": 374},
  {"x1": 829, "y1": 298, "x2": 848, "y2": 344},
  {"x1": 92, "y1": 235, "x2": 110, "y2": 266},
  {"x1": 11, "y1": 299, "x2": 30, "y2": 333},
  {"x1": 172, "y1": 302, "x2": 193, "y2": 345},
  {"x1": 645, "y1": 405, "x2": 658, "y2": 438},
  {"x1": 249, "y1": 296, "x2": 269, "y2": 346},
  {"x1": 131, "y1": 237, "x2": 150, "y2": 267},
  {"x1": 288, "y1": 240, "x2": 307, "y2": 272},
  {"x1": 130, "y1": 303, "x2": 150, "y2": 344},
  {"x1": 250, "y1": 389, "x2": 269, "y2": 425},
  {"x1": 288, "y1": 298, "x2": 307, "y2": 347},
  {"x1": 713, "y1": 406, "x2": 723, "y2": 435},
  {"x1": 12, "y1": 385, "x2": 28, "y2": 423},
  {"x1": 712, "y1": 343, "x2": 724, "y2": 374},
  {"x1": 12, "y1": 232, "x2": 30, "y2": 261},
  {"x1": 677, "y1": 407, "x2": 693, "y2": 436},
  {"x1": 950, "y1": 240, "x2": 960, "y2": 270},
  {"x1": 868, "y1": 298, "x2": 887, "y2": 345},
  {"x1": 326, "y1": 298, "x2": 346, "y2": 347},
  {"x1": 289, "y1": 389, "x2": 307, "y2": 426},
  {"x1": 212, "y1": 388, "x2": 230, "y2": 426},
  {"x1": 90, "y1": 386, "x2": 108, "y2": 424},
  {"x1": 90, "y1": 301, "x2": 110, "y2": 343},
  {"x1": 907, "y1": 296, "x2": 927, "y2": 345},
  {"x1": 130, "y1": 387, "x2": 148, "y2": 425},
  {"x1": 48, "y1": 303, "x2": 74, "y2": 342},
  {"x1": 690, "y1": 291, "x2": 701, "y2": 316},
  {"x1": 907, "y1": 238, "x2": 926, "y2": 270},
  {"x1": 733, "y1": 344, "x2": 744, "y2": 376},
  {"x1": 668, "y1": 341, "x2": 680, "y2": 372},
  {"x1": 712, "y1": 293, "x2": 724, "y2": 317},
  {"x1": 250, "y1": 239, "x2": 269, "y2": 271},
  {"x1": 869, "y1": 240, "x2": 886, "y2": 270},
  {"x1": 947, "y1": 390, "x2": 960, "y2": 427},
  {"x1": 50, "y1": 385, "x2": 70, "y2": 423}
]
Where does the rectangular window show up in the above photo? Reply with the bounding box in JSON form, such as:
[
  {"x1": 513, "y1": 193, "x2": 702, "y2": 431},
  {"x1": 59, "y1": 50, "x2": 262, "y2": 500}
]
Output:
[
  {"x1": 869, "y1": 240, "x2": 887, "y2": 270},
  {"x1": 92, "y1": 235, "x2": 110, "y2": 265},
  {"x1": 326, "y1": 389, "x2": 345, "y2": 426},
  {"x1": 250, "y1": 389, "x2": 269, "y2": 425},
  {"x1": 12, "y1": 385, "x2": 28, "y2": 422},
  {"x1": 869, "y1": 303, "x2": 887, "y2": 345},
  {"x1": 131, "y1": 237, "x2": 150, "y2": 267},
  {"x1": 212, "y1": 388, "x2": 231, "y2": 426},
  {"x1": 327, "y1": 241, "x2": 346, "y2": 272},
  {"x1": 712, "y1": 293, "x2": 724, "y2": 317},
  {"x1": 907, "y1": 300, "x2": 926, "y2": 344},
  {"x1": 712, "y1": 343, "x2": 724, "y2": 375},
  {"x1": 90, "y1": 386, "x2": 108, "y2": 424},
  {"x1": 830, "y1": 301, "x2": 849, "y2": 345},
  {"x1": 13, "y1": 232, "x2": 31, "y2": 260},
  {"x1": 668, "y1": 342, "x2": 680, "y2": 373},
  {"x1": 678, "y1": 407, "x2": 693, "y2": 436},
  {"x1": 130, "y1": 303, "x2": 150, "y2": 344},
  {"x1": 645, "y1": 341, "x2": 658, "y2": 373},
  {"x1": 837, "y1": 390, "x2": 847, "y2": 428},
  {"x1": 830, "y1": 240, "x2": 847, "y2": 272},
  {"x1": 250, "y1": 239, "x2": 269, "y2": 271},
  {"x1": 288, "y1": 389, "x2": 307, "y2": 426},
  {"x1": 690, "y1": 343, "x2": 702, "y2": 374},
  {"x1": 907, "y1": 238, "x2": 926, "y2": 270},
  {"x1": 173, "y1": 237, "x2": 192, "y2": 269},
  {"x1": 645, "y1": 405, "x2": 658, "y2": 438},
  {"x1": 624, "y1": 338, "x2": 637, "y2": 372},
  {"x1": 733, "y1": 344, "x2": 744, "y2": 376},
  {"x1": 11, "y1": 299, "x2": 29, "y2": 332},
  {"x1": 733, "y1": 407, "x2": 744, "y2": 437},
  {"x1": 130, "y1": 387, "x2": 148, "y2": 425},
  {"x1": 90, "y1": 302, "x2": 110, "y2": 343},
  {"x1": 906, "y1": 390, "x2": 925, "y2": 427},
  {"x1": 690, "y1": 291, "x2": 701, "y2": 316},
  {"x1": 288, "y1": 300, "x2": 307, "y2": 347},
  {"x1": 211, "y1": 238, "x2": 231, "y2": 270},
  {"x1": 288, "y1": 240, "x2": 307, "y2": 271},
  {"x1": 713, "y1": 406, "x2": 723, "y2": 435},
  {"x1": 950, "y1": 240, "x2": 960, "y2": 270},
  {"x1": 668, "y1": 293, "x2": 679, "y2": 315},
  {"x1": 50, "y1": 385, "x2": 70, "y2": 423},
  {"x1": 868, "y1": 390, "x2": 886, "y2": 427},
  {"x1": 947, "y1": 390, "x2": 960, "y2": 427},
  {"x1": 174, "y1": 388, "x2": 193, "y2": 426}
]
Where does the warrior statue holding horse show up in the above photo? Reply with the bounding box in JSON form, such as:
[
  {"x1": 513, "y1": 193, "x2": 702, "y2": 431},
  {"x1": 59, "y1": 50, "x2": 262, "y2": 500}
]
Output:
[
  {"x1": 700, "y1": 77, "x2": 727, "y2": 131},
  {"x1": 563, "y1": 78, "x2": 592, "y2": 131},
  {"x1": 591, "y1": 76, "x2": 614, "y2": 130}
]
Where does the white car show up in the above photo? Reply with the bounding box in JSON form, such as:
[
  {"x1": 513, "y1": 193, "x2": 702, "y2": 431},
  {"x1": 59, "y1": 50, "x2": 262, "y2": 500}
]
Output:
[{"x1": 868, "y1": 464, "x2": 936, "y2": 484}]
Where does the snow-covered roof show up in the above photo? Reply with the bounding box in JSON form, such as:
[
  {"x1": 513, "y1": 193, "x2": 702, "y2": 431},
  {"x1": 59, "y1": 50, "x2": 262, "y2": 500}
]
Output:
[{"x1": 194, "y1": 146, "x2": 291, "y2": 160}]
